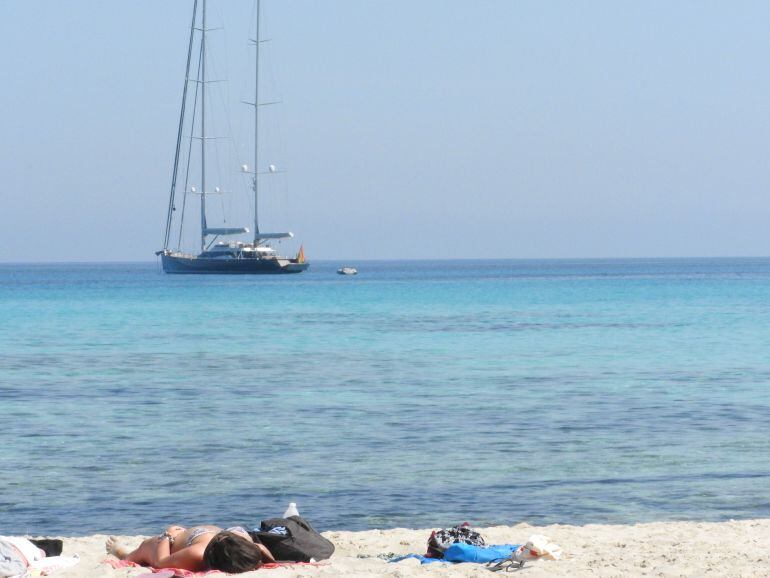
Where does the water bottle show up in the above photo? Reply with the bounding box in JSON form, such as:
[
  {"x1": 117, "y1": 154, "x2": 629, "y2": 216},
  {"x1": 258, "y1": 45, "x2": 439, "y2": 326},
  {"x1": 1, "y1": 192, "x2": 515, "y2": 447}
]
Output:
[{"x1": 283, "y1": 502, "x2": 299, "y2": 518}]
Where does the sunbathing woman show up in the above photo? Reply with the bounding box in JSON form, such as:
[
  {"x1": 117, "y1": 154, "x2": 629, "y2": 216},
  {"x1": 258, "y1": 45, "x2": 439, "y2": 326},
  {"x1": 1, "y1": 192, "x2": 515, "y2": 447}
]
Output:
[{"x1": 106, "y1": 524, "x2": 275, "y2": 573}]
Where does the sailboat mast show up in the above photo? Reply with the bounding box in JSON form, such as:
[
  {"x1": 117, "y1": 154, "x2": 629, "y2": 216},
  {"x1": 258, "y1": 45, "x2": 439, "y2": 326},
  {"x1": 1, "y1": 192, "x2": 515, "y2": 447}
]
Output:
[
  {"x1": 200, "y1": 0, "x2": 208, "y2": 253},
  {"x1": 253, "y1": 0, "x2": 261, "y2": 243},
  {"x1": 163, "y1": 0, "x2": 199, "y2": 251}
]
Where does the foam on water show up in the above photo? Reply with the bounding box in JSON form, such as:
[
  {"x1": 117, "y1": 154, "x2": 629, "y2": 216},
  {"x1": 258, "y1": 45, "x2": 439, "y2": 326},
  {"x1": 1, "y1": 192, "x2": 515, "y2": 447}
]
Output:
[{"x1": 1, "y1": 259, "x2": 769, "y2": 534}]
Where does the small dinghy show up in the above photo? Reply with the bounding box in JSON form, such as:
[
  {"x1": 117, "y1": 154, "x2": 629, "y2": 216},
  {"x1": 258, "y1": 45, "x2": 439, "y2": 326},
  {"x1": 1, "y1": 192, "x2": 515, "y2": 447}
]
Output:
[{"x1": 337, "y1": 267, "x2": 358, "y2": 275}]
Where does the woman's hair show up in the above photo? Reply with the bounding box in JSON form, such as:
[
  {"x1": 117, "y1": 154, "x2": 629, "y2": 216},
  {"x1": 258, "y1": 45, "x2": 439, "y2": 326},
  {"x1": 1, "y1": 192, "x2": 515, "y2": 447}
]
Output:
[{"x1": 203, "y1": 531, "x2": 262, "y2": 573}]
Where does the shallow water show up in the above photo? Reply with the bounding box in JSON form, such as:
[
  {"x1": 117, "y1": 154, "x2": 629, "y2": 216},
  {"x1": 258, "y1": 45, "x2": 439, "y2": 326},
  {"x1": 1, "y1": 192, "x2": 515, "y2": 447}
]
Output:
[{"x1": 1, "y1": 258, "x2": 769, "y2": 535}]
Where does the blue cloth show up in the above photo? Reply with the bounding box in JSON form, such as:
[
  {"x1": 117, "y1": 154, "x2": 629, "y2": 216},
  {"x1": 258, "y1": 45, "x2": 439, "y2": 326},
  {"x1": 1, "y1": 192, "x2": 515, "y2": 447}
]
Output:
[
  {"x1": 389, "y1": 554, "x2": 446, "y2": 564},
  {"x1": 444, "y1": 543, "x2": 520, "y2": 563},
  {"x1": 391, "y1": 544, "x2": 520, "y2": 565}
]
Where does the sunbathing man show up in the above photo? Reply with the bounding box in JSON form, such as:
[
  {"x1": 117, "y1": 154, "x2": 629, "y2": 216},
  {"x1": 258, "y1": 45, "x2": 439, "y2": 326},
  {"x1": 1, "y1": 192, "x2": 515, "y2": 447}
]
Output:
[{"x1": 106, "y1": 524, "x2": 275, "y2": 573}]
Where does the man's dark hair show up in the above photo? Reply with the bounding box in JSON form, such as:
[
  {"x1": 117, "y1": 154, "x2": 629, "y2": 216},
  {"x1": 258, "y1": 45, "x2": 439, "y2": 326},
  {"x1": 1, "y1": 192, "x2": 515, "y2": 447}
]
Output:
[{"x1": 203, "y1": 531, "x2": 262, "y2": 573}]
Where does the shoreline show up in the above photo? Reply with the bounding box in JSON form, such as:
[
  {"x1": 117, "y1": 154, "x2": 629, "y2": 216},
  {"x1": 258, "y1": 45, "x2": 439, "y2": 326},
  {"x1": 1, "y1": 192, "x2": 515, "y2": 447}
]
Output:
[{"x1": 36, "y1": 519, "x2": 770, "y2": 577}]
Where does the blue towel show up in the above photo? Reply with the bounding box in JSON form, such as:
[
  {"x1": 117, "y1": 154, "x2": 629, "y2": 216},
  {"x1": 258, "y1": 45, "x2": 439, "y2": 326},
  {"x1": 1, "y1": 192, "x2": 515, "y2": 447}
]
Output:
[
  {"x1": 391, "y1": 544, "x2": 520, "y2": 565},
  {"x1": 444, "y1": 543, "x2": 520, "y2": 563},
  {"x1": 389, "y1": 554, "x2": 446, "y2": 564}
]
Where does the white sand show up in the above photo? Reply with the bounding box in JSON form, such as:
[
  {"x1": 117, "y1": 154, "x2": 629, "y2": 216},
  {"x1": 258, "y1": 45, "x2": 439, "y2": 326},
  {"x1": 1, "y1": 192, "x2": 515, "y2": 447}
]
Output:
[{"x1": 49, "y1": 519, "x2": 770, "y2": 577}]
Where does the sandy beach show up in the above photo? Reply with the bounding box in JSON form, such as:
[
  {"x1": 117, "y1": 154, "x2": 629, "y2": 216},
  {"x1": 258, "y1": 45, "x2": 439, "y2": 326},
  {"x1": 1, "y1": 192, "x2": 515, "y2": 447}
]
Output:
[{"x1": 40, "y1": 519, "x2": 770, "y2": 577}]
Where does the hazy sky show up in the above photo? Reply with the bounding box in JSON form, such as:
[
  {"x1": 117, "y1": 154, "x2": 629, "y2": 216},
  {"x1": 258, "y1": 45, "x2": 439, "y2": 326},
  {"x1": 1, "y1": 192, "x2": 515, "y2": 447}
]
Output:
[{"x1": 2, "y1": 0, "x2": 769, "y2": 262}]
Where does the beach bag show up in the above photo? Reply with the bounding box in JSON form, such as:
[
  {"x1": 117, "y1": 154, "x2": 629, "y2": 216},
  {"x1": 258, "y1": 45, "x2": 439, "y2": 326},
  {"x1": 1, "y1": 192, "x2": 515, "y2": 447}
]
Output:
[
  {"x1": 249, "y1": 516, "x2": 335, "y2": 562},
  {"x1": 426, "y1": 523, "x2": 486, "y2": 558}
]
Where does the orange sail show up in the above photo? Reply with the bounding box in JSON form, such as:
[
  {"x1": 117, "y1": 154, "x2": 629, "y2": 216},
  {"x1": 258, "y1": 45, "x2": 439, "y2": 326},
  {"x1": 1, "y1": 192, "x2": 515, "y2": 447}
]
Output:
[{"x1": 296, "y1": 245, "x2": 305, "y2": 263}]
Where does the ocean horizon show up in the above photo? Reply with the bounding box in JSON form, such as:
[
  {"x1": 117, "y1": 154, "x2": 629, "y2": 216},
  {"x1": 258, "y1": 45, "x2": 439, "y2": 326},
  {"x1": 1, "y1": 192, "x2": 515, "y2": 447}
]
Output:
[
  {"x1": 2, "y1": 257, "x2": 769, "y2": 535},
  {"x1": 3, "y1": 255, "x2": 770, "y2": 264}
]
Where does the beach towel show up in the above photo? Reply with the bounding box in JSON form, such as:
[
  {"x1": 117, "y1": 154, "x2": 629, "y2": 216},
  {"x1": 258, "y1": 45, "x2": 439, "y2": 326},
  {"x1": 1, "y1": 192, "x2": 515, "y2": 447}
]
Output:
[
  {"x1": 105, "y1": 560, "x2": 220, "y2": 577},
  {"x1": 391, "y1": 544, "x2": 520, "y2": 565},
  {"x1": 106, "y1": 558, "x2": 326, "y2": 576}
]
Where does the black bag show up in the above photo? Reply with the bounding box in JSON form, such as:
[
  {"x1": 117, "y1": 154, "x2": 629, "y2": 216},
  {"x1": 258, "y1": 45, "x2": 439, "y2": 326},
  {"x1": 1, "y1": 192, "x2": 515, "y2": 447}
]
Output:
[
  {"x1": 249, "y1": 516, "x2": 335, "y2": 562},
  {"x1": 30, "y1": 539, "x2": 63, "y2": 557}
]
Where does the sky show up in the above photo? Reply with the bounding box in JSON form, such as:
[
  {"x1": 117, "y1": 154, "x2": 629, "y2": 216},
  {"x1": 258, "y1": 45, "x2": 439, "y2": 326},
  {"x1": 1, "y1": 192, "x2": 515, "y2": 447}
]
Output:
[{"x1": 2, "y1": 0, "x2": 769, "y2": 262}]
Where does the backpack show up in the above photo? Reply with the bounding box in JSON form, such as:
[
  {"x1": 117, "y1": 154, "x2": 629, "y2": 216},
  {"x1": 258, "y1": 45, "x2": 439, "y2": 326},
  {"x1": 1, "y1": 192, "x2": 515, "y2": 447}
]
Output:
[
  {"x1": 249, "y1": 516, "x2": 335, "y2": 562},
  {"x1": 426, "y1": 523, "x2": 486, "y2": 558}
]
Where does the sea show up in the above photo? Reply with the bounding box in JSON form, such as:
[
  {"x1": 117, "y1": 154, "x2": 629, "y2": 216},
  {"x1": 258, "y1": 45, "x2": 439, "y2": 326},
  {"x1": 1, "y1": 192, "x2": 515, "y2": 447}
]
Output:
[{"x1": 1, "y1": 258, "x2": 769, "y2": 536}]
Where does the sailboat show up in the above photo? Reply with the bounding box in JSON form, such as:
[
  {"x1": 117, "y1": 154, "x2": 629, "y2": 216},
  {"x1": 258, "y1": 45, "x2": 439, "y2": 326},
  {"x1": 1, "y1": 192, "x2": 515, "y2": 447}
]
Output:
[{"x1": 157, "y1": 0, "x2": 309, "y2": 274}]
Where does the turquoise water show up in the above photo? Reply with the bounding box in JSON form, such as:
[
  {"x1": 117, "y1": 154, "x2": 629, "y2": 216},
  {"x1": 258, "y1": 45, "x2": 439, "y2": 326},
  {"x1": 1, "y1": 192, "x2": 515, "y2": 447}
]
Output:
[{"x1": 1, "y1": 259, "x2": 769, "y2": 535}]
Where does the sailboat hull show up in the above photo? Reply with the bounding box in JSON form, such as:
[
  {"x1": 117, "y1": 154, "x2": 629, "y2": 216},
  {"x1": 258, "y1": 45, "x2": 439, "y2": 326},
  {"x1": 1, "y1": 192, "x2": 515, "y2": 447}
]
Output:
[{"x1": 161, "y1": 253, "x2": 309, "y2": 275}]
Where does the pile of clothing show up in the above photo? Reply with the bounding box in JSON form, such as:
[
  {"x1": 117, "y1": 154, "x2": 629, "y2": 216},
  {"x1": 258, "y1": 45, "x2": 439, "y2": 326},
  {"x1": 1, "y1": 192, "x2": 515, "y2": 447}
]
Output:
[
  {"x1": 391, "y1": 523, "x2": 562, "y2": 571},
  {"x1": 0, "y1": 536, "x2": 79, "y2": 577}
]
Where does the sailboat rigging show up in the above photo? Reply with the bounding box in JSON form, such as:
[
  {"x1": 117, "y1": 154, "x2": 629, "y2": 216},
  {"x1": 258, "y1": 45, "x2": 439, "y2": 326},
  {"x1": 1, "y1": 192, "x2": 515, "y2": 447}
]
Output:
[{"x1": 157, "y1": 0, "x2": 308, "y2": 274}]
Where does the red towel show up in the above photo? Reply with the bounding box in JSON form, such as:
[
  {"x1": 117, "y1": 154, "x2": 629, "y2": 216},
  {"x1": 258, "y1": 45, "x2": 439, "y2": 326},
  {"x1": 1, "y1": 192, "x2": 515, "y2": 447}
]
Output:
[
  {"x1": 105, "y1": 559, "x2": 219, "y2": 576},
  {"x1": 105, "y1": 558, "x2": 325, "y2": 575}
]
